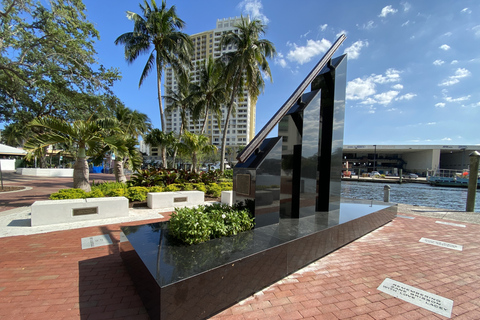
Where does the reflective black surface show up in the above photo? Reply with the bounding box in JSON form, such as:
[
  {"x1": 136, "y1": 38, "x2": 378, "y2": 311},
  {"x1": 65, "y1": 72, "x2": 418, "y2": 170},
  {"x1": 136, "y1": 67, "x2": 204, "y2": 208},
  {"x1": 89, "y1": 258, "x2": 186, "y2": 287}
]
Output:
[
  {"x1": 234, "y1": 137, "x2": 283, "y2": 228},
  {"x1": 121, "y1": 200, "x2": 397, "y2": 320}
]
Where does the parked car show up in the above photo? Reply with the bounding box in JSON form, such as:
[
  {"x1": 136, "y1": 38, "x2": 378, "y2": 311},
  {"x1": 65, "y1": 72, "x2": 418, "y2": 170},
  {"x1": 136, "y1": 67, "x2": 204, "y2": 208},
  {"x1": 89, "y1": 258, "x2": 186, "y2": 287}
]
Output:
[
  {"x1": 405, "y1": 173, "x2": 418, "y2": 179},
  {"x1": 369, "y1": 171, "x2": 381, "y2": 177}
]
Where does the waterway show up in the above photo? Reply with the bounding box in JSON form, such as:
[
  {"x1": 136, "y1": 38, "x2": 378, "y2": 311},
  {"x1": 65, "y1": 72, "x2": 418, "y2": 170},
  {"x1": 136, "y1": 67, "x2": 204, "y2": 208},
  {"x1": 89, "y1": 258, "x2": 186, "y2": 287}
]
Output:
[{"x1": 341, "y1": 181, "x2": 480, "y2": 212}]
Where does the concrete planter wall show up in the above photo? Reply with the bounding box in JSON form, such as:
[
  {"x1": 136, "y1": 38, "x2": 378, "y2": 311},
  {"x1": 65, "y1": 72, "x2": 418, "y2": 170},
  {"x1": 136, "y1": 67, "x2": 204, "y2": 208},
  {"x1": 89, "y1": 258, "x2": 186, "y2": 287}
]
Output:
[{"x1": 16, "y1": 168, "x2": 74, "y2": 177}]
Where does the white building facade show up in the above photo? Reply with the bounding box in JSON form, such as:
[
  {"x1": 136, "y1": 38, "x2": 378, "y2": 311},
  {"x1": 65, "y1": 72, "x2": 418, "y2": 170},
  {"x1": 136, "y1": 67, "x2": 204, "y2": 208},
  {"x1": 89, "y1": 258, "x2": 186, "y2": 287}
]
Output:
[{"x1": 164, "y1": 17, "x2": 255, "y2": 149}]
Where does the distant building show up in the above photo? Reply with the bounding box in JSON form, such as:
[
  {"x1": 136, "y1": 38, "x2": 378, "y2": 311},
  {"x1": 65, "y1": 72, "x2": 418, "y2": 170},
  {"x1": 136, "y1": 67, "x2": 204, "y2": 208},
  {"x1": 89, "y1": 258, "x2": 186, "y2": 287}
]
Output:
[
  {"x1": 163, "y1": 16, "x2": 255, "y2": 149},
  {"x1": 343, "y1": 144, "x2": 479, "y2": 176}
]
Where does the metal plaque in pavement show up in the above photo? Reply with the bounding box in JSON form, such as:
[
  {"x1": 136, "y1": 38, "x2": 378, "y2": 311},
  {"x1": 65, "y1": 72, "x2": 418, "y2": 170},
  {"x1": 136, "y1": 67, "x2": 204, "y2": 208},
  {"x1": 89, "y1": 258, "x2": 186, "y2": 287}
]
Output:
[
  {"x1": 378, "y1": 278, "x2": 453, "y2": 318},
  {"x1": 397, "y1": 215, "x2": 415, "y2": 219},
  {"x1": 419, "y1": 237, "x2": 463, "y2": 251},
  {"x1": 119, "y1": 232, "x2": 128, "y2": 243},
  {"x1": 81, "y1": 234, "x2": 113, "y2": 249},
  {"x1": 435, "y1": 221, "x2": 466, "y2": 228}
]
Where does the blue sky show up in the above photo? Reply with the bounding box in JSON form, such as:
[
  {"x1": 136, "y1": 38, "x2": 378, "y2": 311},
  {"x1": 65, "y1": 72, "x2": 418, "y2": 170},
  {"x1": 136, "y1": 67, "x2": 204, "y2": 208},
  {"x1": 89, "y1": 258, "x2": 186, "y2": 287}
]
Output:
[{"x1": 83, "y1": 0, "x2": 480, "y2": 146}]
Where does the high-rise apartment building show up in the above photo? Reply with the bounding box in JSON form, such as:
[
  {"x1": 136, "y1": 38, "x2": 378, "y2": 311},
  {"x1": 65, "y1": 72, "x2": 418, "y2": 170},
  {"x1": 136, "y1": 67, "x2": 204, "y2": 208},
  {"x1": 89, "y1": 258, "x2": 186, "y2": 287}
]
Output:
[{"x1": 164, "y1": 16, "x2": 255, "y2": 149}]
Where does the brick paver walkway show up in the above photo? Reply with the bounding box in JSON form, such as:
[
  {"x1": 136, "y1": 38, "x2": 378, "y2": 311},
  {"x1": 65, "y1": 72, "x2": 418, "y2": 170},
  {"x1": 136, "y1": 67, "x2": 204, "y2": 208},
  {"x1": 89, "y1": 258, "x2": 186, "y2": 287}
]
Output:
[{"x1": 1, "y1": 212, "x2": 479, "y2": 319}]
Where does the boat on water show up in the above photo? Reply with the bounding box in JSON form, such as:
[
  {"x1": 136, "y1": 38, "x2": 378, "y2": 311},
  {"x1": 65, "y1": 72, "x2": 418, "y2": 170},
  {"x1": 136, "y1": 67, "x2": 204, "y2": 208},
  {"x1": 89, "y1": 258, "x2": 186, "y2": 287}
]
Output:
[{"x1": 427, "y1": 169, "x2": 480, "y2": 188}]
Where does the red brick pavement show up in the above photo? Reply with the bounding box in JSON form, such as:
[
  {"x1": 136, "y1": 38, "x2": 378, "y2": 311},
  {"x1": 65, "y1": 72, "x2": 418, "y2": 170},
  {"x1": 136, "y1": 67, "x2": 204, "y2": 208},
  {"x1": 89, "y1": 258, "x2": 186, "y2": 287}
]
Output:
[{"x1": 0, "y1": 212, "x2": 479, "y2": 319}]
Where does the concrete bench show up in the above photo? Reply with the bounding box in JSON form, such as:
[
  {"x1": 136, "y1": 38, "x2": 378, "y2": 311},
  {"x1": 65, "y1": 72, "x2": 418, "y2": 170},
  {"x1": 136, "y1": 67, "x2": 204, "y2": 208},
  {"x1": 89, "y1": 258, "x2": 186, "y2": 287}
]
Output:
[
  {"x1": 31, "y1": 197, "x2": 129, "y2": 226},
  {"x1": 147, "y1": 191, "x2": 204, "y2": 209},
  {"x1": 221, "y1": 190, "x2": 233, "y2": 206}
]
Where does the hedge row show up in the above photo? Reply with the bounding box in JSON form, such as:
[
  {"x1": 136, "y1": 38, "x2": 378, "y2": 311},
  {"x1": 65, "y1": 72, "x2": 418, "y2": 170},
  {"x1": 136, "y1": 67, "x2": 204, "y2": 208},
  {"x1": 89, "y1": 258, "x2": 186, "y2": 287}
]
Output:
[{"x1": 49, "y1": 181, "x2": 233, "y2": 202}]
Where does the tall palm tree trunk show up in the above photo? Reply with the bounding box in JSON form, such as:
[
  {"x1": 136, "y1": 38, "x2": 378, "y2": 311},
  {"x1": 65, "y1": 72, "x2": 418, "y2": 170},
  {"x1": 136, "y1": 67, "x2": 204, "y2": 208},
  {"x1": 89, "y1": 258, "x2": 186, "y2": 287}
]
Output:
[
  {"x1": 114, "y1": 159, "x2": 127, "y2": 183},
  {"x1": 156, "y1": 60, "x2": 167, "y2": 169},
  {"x1": 200, "y1": 110, "x2": 209, "y2": 134},
  {"x1": 74, "y1": 157, "x2": 91, "y2": 192},
  {"x1": 221, "y1": 79, "x2": 240, "y2": 172}
]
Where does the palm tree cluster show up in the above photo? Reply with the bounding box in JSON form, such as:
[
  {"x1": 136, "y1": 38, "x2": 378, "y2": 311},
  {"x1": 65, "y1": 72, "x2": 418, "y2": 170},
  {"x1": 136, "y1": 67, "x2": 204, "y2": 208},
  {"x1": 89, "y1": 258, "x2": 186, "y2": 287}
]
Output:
[
  {"x1": 116, "y1": 0, "x2": 276, "y2": 172},
  {"x1": 19, "y1": 0, "x2": 276, "y2": 191}
]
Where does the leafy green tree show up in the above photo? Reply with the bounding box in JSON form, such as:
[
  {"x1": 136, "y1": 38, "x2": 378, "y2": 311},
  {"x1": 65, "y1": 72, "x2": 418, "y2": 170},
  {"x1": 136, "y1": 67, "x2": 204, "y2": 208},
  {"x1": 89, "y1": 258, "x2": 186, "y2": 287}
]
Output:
[
  {"x1": 177, "y1": 131, "x2": 216, "y2": 173},
  {"x1": 115, "y1": 0, "x2": 193, "y2": 167},
  {"x1": 0, "y1": 0, "x2": 120, "y2": 127},
  {"x1": 220, "y1": 17, "x2": 276, "y2": 171},
  {"x1": 25, "y1": 116, "x2": 122, "y2": 191},
  {"x1": 190, "y1": 56, "x2": 227, "y2": 134}
]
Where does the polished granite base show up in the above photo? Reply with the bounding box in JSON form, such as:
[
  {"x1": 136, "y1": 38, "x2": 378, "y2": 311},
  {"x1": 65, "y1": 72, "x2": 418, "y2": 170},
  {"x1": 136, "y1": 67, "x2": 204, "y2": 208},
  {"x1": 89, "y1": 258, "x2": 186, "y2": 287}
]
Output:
[{"x1": 120, "y1": 200, "x2": 397, "y2": 320}]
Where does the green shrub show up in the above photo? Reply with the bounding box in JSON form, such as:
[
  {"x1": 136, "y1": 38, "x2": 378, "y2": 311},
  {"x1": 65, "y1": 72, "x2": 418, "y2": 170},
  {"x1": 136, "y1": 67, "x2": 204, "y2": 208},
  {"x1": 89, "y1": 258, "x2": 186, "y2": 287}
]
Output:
[
  {"x1": 219, "y1": 182, "x2": 233, "y2": 191},
  {"x1": 126, "y1": 186, "x2": 149, "y2": 202},
  {"x1": 183, "y1": 183, "x2": 195, "y2": 191},
  {"x1": 193, "y1": 183, "x2": 206, "y2": 193},
  {"x1": 163, "y1": 183, "x2": 181, "y2": 192},
  {"x1": 86, "y1": 189, "x2": 104, "y2": 198},
  {"x1": 206, "y1": 183, "x2": 222, "y2": 197},
  {"x1": 129, "y1": 168, "x2": 163, "y2": 187},
  {"x1": 91, "y1": 181, "x2": 127, "y2": 194},
  {"x1": 169, "y1": 203, "x2": 254, "y2": 245},
  {"x1": 49, "y1": 188, "x2": 87, "y2": 200},
  {"x1": 148, "y1": 186, "x2": 164, "y2": 193},
  {"x1": 105, "y1": 188, "x2": 126, "y2": 197}
]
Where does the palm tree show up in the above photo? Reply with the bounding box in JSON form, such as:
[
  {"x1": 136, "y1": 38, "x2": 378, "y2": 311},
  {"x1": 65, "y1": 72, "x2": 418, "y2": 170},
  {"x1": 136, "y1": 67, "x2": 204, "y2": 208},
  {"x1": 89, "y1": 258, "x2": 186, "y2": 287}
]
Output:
[
  {"x1": 190, "y1": 56, "x2": 226, "y2": 134},
  {"x1": 25, "y1": 116, "x2": 122, "y2": 191},
  {"x1": 144, "y1": 128, "x2": 177, "y2": 168},
  {"x1": 115, "y1": 0, "x2": 193, "y2": 167},
  {"x1": 177, "y1": 131, "x2": 216, "y2": 173},
  {"x1": 164, "y1": 74, "x2": 194, "y2": 138},
  {"x1": 111, "y1": 104, "x2": 152, "y2": 182},
  {"x1": 220, "y1": 17, "x2": 276, "y2": 171}
]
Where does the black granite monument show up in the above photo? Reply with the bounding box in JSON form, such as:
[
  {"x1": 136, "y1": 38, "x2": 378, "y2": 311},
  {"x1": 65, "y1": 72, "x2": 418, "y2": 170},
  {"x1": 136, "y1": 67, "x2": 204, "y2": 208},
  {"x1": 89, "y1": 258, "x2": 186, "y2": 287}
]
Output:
[{"x1": 120, "y1": 35, "x2": 397, "y2": 320}]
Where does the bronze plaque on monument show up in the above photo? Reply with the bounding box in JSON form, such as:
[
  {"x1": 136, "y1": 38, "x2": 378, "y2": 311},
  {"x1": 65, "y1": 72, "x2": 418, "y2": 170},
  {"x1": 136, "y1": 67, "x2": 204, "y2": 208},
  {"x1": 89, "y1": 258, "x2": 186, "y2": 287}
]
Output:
[
  {"x1": 236, "y1": 174, "x2": 251, "y2": 195},
  {"x1": 73, "y1": 207, "x2": 98, "y2": 216}
]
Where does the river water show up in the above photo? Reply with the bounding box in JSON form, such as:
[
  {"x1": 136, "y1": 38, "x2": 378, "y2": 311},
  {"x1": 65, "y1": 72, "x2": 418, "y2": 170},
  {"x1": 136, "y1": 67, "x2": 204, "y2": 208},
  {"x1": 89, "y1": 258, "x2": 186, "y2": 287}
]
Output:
[{"x1": 341, "y1": 180, "x2": 480, "y2": 212}]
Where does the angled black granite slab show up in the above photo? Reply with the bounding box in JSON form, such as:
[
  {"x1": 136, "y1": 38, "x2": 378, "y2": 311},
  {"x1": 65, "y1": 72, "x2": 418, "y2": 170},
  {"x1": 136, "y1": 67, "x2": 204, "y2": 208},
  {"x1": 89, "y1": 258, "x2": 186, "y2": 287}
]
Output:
[{"x1": 120, "y1": 200, "x2": 397, "y2": 320}]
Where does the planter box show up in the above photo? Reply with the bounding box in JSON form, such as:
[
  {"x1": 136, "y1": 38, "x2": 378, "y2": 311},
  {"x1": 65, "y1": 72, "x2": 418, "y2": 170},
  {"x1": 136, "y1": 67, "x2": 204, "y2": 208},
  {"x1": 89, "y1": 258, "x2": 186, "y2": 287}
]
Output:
[
  {"x1": 120, "y1": 201, "x2": 397, "y2": 320},
  {"x1": 16, "y1": 168, "x2": 74, "y2": 177},
  {"x1": 147, "y1": 191, "x2": 204, "y2": 210},
  {"x1": 31, "y1": 197, "x2": 129, "y2": 226}
]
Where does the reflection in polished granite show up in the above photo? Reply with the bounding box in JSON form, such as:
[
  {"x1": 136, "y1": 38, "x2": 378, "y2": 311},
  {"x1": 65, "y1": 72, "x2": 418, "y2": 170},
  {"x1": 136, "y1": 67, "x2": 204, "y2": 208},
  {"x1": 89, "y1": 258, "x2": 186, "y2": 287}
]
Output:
[{"x1": 120, "y1": 200, "x2": 397, "y2": 320}]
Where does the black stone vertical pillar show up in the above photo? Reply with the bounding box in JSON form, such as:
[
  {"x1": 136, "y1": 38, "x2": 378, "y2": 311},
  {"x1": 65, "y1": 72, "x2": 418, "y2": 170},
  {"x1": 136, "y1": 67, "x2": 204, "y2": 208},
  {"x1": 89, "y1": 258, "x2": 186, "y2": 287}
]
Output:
[{"x1": 312, "y1": 55, "x2": 347, "y2": 212}]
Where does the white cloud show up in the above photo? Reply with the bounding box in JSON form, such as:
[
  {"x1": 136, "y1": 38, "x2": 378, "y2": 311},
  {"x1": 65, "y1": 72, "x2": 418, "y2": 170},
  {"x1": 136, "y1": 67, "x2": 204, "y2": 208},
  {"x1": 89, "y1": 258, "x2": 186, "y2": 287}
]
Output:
[
  {"x1": 453, "y1": 68, "x2": 471, "y2": 79},
  {"x1": 392, "y1": 84, "x2": 403, "y2": 90},
  {"x1": 396, "y1": 93, "x2": 417, "y2": 101},
  {"x1": 439, "y1": 79, "x2": 459, "y2": 87},
  {"x1": 433, "y1": 59, "x2": 444, "y2": 66},
  {"x1": 435, "y1": 103, "x2": 446, "y2": 108},
  {"x1": 343, "y1": 40, "x2": 368, "y2": 60},
  {"x1": 372, "y1": 68, "x2": 402, "y2": 84},
  {"x1": 286, "y1": 39, "x2": 331, "y2": 65},
  {"x1": 336, "y1": 30, "x2": 348, "y2": 38},
  {"x1": 443, "y1": 32, "x2": 453, "y2": 37},
  {"x1": 402, "y1": 2, "x2": 411, "y2": 12},
  {"x1": 473, "y1": 25, "x2": 480, "y2": 38},
  {"x1": 346, "y1": 78, "x2": 376, "y2": 100},
  {"x1": 427, "y1": 122, "x2": 436, "y2": 125},
  {"x1": 319, "y1": 24, "x2": 328, "y2": 32},
  {"x1": 445, "y1": 95, "x2": 471, "y2": 103},
  {"x1": 438, "y1": 68, "x2": 471, "y2": 86},
  {"x1": 442, "y1": 137, "x2": 452, "y2": 141},
  {"x1": 451, "y1": 60, "x2": 458, "y2": 64},
  {"x1": 461, "y1": 8, "x2": 472, "y2": 14},
  {"x1": 379, "y1": 5, "x2": 398, "y2": 17},
  {"x1": 401, "y1": 20, "x2": 410, "y2": 27},
  {"x1": 238, "y1": 0, "x2": 269, "y2": 24},
  {"x1": 274, "y1": 52, "x2": 287, "y2": 68},
  {"x1": 360, "y1": 20, "x2": 375, "y2": 30},
  {"x1": 301, "y1": 30, "x2": 311, "y2": 38},
  {"x1": 374, "y1": 91, "x2": 399, "y2": 105},
  {"x1": 439, "y1": 44, "x2": 450, "y2": 51}
]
